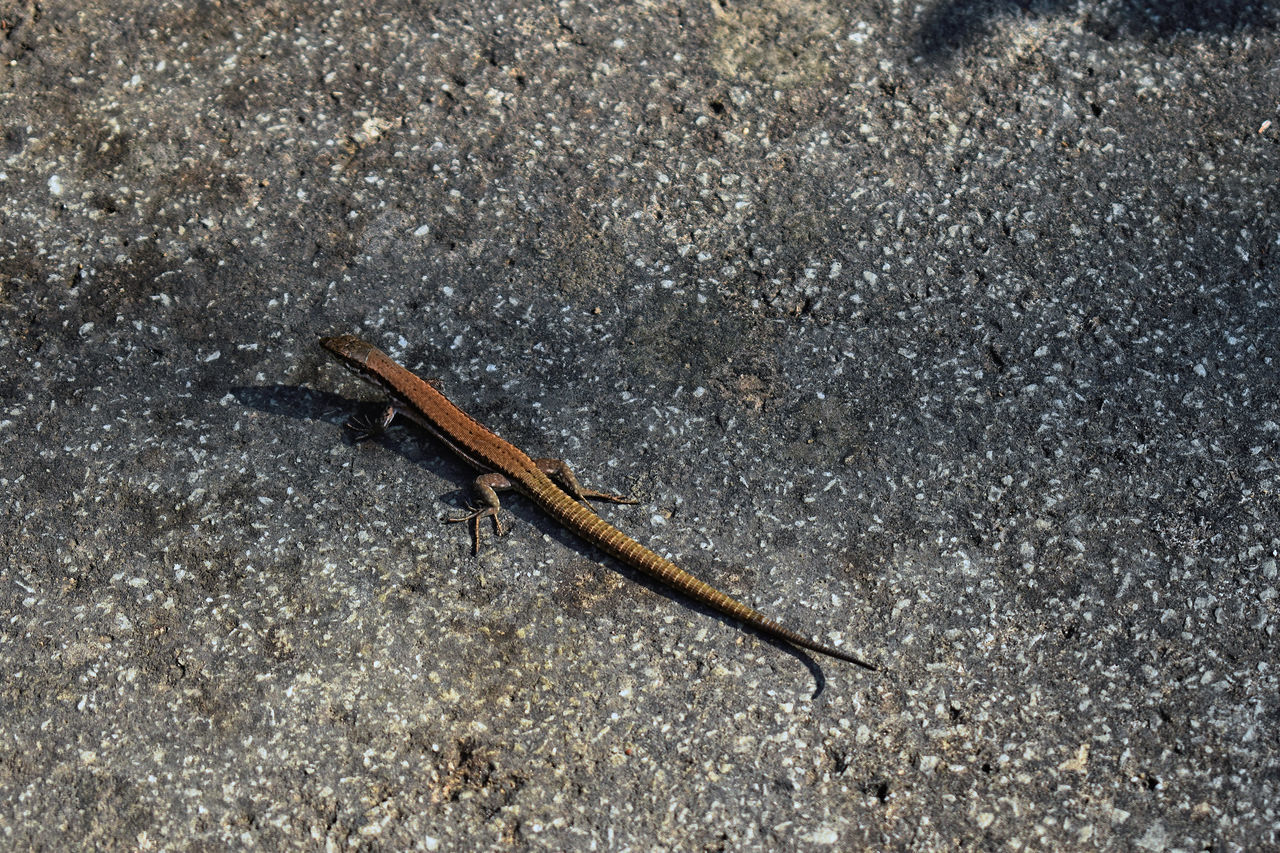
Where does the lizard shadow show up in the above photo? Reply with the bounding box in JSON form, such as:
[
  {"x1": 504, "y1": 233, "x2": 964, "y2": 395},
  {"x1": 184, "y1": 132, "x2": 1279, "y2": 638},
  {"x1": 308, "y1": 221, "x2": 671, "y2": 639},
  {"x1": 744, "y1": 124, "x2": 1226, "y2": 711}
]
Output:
[
  {"x1": 234, "y1": 384, "x2": 366, "y2": 428},
  {"x1": 237, "y1": 383, "x2": 834, "y2": 697}
]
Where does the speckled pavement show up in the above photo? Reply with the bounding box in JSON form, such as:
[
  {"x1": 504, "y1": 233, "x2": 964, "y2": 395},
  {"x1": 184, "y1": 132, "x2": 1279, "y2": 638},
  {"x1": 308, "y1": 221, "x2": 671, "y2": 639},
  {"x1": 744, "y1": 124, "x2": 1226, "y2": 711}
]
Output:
[{"x1": 1, "y1": 2, "x2": 1277, "y2": 850}]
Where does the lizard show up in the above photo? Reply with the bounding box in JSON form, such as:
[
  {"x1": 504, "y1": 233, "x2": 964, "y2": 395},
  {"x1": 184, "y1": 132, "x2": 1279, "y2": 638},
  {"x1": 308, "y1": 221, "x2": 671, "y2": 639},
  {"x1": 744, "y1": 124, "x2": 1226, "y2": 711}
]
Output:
[{"x1": 320, "y1": 334, "x2": 876, "y2": 669}]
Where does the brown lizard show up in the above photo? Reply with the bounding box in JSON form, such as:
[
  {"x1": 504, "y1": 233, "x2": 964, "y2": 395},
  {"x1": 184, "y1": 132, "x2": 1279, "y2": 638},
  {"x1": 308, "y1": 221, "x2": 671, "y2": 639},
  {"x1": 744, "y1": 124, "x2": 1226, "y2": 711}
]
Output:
[{"x1": 320, "y1": 334, "x2": 876, "y2": 669}]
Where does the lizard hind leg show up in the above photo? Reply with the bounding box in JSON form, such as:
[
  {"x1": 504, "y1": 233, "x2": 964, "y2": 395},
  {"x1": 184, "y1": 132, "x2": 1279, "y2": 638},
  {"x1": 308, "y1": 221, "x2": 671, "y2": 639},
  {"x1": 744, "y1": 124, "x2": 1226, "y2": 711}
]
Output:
[
  {"x1": 533, "y1": 458, "x2": 639, "y2": 507},
  {"x1": 444, "y1": 473, "x2": 512, "y2": 554}
]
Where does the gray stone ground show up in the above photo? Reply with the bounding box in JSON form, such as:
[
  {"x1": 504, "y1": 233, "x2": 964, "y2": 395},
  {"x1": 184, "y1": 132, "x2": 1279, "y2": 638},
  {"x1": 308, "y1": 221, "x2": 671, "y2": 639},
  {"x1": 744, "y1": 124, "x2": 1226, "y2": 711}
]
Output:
[{"x1": 2, "y1": 1, "x2": 1277, "y2": 850}]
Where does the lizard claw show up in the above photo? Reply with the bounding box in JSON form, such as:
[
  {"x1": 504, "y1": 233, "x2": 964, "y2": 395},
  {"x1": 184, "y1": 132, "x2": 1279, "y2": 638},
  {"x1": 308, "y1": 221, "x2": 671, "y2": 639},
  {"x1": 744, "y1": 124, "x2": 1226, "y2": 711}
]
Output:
[
  {"x1": 444, "y1": 505, "x2": 504, "y2": 553},
  {"x1": 345, "y1": 414, "x2": 378, "y2": 442}
]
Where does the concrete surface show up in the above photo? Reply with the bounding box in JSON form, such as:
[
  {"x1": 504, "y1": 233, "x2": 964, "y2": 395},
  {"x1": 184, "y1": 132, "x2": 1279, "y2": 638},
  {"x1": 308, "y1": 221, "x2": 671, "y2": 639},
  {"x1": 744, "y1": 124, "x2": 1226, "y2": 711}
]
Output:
[{"x1": 1, "y1": 0, "x2": 1277, "y2": 850}]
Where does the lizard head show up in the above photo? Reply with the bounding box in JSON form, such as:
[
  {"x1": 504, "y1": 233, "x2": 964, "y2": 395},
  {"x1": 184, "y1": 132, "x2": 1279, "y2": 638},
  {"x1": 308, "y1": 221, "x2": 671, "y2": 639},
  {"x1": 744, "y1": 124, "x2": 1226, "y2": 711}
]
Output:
[{"x1": 320, "y1": 334, "x2": 377, "y2": 366}]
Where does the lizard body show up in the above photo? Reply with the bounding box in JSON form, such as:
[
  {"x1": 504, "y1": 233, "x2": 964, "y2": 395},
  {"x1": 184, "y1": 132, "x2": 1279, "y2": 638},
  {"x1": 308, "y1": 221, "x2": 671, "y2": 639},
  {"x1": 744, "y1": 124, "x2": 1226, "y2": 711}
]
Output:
[{"x1": 320, "y1": 334, "x2": 875, "y2": 669}]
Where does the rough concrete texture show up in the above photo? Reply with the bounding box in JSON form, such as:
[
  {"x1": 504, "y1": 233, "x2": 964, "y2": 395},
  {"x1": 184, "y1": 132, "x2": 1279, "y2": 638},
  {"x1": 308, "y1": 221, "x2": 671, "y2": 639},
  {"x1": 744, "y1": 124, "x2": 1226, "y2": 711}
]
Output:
[{"x1": 2, "y1": 0, "x2": 1277, "y2": 850}]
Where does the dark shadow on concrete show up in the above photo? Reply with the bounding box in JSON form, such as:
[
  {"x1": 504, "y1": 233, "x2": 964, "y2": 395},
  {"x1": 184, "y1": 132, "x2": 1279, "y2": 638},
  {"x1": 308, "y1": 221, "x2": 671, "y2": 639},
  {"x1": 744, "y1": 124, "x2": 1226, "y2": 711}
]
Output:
[
  {"x1": 233, "y1": 384, "x2": 360, "y2": 429},
  {"x1": 916, "y1": 0, "x2": 1278, "y2": 58}
]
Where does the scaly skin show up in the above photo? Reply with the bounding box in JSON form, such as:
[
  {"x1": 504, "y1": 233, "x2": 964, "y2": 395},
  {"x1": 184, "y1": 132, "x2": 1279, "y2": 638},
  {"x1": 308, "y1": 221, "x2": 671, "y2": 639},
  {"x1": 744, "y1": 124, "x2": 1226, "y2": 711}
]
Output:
[{"x1": 320, "y1": 333, "x2": 876, "y2": 670}]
